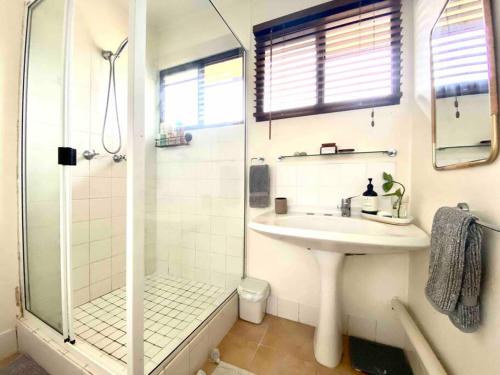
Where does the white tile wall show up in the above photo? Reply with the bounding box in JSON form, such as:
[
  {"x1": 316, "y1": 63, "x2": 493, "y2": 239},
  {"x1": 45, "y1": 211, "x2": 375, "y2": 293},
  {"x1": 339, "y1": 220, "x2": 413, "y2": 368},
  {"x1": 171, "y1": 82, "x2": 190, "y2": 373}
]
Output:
[
  {"x1": 154, "y1": 125, "x2": 245, "y2": 291},
  {"x1": 266, "y1": 295, "x2": 407, "y2": 349},
  {"x1": 159, "y1": 294, "x2": 238, "y2": 375},
  {"x1": 69, "y1": 6, "x2": 129, "y2": 306},
  {"x1": 275, "y1": 160, "x2": 397, "y2": 210}
]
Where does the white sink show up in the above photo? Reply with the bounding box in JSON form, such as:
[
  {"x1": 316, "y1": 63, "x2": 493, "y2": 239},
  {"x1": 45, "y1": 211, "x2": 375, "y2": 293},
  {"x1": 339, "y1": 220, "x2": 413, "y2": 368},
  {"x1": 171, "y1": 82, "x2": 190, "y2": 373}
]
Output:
[
  {"x1": 249, "y1": 208, "x2": 430, "y2": 368},
  {"x1": 249, "y1": 210, "x2": 429, "y2": 253}
]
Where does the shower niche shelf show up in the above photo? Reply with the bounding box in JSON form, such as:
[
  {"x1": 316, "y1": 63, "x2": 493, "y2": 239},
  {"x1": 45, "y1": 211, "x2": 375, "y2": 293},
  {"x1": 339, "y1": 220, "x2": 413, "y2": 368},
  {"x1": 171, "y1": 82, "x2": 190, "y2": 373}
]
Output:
[{"x1": 155, "y1": 132, "x2": 192, "y2": 148}]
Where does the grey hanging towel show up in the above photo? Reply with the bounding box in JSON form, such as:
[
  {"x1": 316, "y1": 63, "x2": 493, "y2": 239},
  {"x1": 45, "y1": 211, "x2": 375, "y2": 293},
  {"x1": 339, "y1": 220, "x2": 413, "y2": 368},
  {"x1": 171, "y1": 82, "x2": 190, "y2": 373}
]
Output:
[
  {"x1": 249, "y1": 164, "x2": 270, "y2": 208},
  {"x1": 425, "y1": 207, "x2": 483, "y2": 332}
]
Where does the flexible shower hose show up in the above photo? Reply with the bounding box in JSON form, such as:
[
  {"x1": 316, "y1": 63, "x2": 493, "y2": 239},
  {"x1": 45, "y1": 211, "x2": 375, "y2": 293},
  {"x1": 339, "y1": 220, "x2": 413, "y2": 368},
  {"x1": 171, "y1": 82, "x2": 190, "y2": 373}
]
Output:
[{"x1": 102, "y1": 55, "x2": 122, "y2": 154}]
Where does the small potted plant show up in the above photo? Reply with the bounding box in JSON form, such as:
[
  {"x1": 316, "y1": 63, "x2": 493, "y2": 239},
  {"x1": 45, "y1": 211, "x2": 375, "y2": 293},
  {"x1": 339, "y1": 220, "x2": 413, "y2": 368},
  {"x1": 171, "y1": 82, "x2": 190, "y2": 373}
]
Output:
[{"x1": 382, "y1": 172, "x2": 407, "y2": 218}]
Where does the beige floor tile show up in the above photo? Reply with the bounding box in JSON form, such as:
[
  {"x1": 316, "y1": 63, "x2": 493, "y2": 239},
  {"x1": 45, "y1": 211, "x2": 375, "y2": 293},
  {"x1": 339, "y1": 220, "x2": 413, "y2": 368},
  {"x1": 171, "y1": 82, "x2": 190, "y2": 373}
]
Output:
[
  {"x1": 217, "y1": 333, "x2": 259, "y2": 370},
  {"x1": 248, "y1": 345, "x2": 317, "y2": 375},
  {"x1": 203, "y1": 315, "x2": 364, "y2": 375},
  {"x1": 261, "y1": 315, "x2": 316, "y2": 363},
  {"x1": 228, "y1": 318, "x2": 269, "y2": 344}
]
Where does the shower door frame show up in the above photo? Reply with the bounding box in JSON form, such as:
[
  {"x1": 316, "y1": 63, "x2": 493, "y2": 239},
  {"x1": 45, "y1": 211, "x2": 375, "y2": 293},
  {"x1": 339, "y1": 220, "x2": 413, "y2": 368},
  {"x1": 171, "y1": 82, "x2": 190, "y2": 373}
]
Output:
[
  {"x1": 19, "y1": 0, "x2": 76, "y2": 343},
  {"x1": 17, "y1": 0, "x2": 147, "y2": 373},
  {"x1": 126, "y1": 0, "x2": 146, "y2": 373},
  {"x1": 18, "y1": 0, "x2": 149, "y2": 373},
  {"x1": 19, "y1": 1, "x2": 133, "y2": 373}
]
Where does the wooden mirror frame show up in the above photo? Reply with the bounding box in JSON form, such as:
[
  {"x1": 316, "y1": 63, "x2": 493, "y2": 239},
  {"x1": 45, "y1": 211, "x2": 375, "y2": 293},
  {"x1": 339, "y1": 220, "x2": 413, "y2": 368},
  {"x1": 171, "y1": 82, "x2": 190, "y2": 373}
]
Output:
[{"x1": 431, "y1": 0, "x2": 499, "y2": 170}]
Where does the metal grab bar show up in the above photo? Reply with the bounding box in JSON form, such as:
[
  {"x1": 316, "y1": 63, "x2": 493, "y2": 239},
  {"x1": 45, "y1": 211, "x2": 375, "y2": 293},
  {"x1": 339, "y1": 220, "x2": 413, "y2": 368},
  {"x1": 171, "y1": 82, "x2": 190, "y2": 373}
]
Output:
[{"x1": 457, "y1": 203, "x2": 500, "y2": 233}]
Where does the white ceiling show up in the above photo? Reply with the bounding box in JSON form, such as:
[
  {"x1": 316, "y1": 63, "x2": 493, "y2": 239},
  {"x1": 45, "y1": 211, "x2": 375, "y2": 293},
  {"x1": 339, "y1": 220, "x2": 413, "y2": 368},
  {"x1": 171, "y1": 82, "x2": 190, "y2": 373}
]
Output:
[{"x1": 147, "y1": 0, "x2": 213, "y2": 28}]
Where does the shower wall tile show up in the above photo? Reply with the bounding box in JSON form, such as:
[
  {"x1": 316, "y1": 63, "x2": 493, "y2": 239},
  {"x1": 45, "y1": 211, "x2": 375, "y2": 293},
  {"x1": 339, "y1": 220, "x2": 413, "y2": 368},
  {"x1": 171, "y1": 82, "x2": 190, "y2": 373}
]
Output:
[
  {"x1": 111, "y1": 197, "x2": 126, "y2": 217},
  {"x1": 111, "y1": 215, "x2": 126, "y2": 236},
  {"x1": 89, "y1": 177, "x2": 112, "y2": 198},
  {"x1": 69, "y1": 8, "x2": 129, "y2": 305},
  {"x1": 71, "y1": 130, "x2": 91, "y2": 152},
  {"x1": 112, "y1": 235, "x2": 126, "y2": 255},
  {"x1": 89, "y1": 278, "x2": 111, "y2": 300},
  {"x1": 112, "y1": 161, "x2": 127, "y2": 177},
  {"x1": 90, "y1": 258, "x2": 111, "y2": 283},
  {"x1": 111, "y1": 254, "x2": 125, "y2": 275},
  {"x1": 111, "y1": 272, "x2": 126, "y2": 290},
  {"x1": 72, "y1": 243, "x2": 89, "y2": 269},
  {"x1": 72, "y1": 105, "x2": 91, "y2": 133},
  {"x1": 73, "y1": 159, "x2": 90, "y2": 177},
  {"x1": 72, "y1": 177, "x2": 89, "y2": 199},
  {"x1": 154, "y1": 125, "x2": 245, "y2": 290},
  {"x1": 89, "y1": 197, "x2": 111, "y2": 220},
  {"x1": 72, "y1": 221, "x2": 89, "y2": 246},
  {"x1": 73, "y1": 287, "x2": 90, "y2": 307},
  {"x1": 73, "y1": 265, "x2": 90, "y2": 290},
  {"x1": 89, "y1": 157, "x2": 112, "y2": 177},
  {"x1": 275, "y1": 160, "x2": 396, "y2": 210},
  {"x1": 72, "y1": 199, "x2": 89, "y2": 222},
  {"x1": 89, "y1": 218, "x2": 112, "y2": 241},
  {"x1": 89, "y1": 238, "x2": 112, "y2": 262},
  {"x1": 111, "y1": 177, "x2": 127, "y2": 197}
]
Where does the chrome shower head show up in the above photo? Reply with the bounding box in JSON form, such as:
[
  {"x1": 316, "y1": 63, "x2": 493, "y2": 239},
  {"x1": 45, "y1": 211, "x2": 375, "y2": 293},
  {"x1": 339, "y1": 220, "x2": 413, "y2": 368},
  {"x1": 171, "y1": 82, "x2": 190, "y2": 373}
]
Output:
[
  {"x1": 101, "y1": 37, "x2": 128, "y2": 61},
  {"x1": 114, "y1": 38, "x2": 128, "y2": 58}
]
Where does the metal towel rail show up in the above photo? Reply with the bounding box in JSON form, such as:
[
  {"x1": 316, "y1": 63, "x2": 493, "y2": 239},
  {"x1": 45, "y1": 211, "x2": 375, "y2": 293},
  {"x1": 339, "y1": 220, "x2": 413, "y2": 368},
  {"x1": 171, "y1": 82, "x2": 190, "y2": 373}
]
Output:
[
  {"x1": 457, "y1": 203, "x2": 500, "y2": 233},
  {"x1": 391, "y1": 298, "x2": 448, "y2": 375}
]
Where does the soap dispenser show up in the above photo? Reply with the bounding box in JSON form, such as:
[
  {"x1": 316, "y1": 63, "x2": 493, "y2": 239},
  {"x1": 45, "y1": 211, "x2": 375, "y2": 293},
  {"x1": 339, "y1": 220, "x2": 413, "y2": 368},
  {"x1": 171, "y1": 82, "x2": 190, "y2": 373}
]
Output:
[{"x1": 362, "y1": 178, "x2": 379, "y2": 214}]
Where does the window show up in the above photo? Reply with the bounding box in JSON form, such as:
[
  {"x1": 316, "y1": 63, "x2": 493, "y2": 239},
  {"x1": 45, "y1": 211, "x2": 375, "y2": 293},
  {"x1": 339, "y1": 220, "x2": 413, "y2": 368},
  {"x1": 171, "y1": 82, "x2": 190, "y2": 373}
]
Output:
[
  {"x1": 160, "y1": 49, "x2": 244, "y2": 129},
  {"x1": 253, "y1": 0, "x2": 402, "y2": 121},
  {"x1": 431, "y1": 0, "x2": 488, "y2": 99}
]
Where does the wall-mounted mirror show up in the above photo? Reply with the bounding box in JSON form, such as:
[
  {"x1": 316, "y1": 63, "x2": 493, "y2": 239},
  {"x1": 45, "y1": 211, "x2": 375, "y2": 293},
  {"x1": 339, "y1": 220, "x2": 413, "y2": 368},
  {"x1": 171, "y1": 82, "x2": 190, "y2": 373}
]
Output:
[{"x1": 431, "y1": 0, "x2": 498, "y2": 170}]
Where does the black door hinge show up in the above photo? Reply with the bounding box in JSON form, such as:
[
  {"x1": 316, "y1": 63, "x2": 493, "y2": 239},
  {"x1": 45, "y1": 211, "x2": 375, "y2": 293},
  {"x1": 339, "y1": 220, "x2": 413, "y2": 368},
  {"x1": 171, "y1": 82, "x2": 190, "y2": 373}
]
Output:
[{"x1": 58, "y1": 147, "x2": 77, "y2": 166}]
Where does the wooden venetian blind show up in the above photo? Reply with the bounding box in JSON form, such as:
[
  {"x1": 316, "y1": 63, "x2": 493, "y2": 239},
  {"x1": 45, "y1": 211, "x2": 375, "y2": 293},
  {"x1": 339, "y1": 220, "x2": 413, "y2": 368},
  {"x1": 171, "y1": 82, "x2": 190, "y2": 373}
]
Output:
[
  {"x1": 431, "y1": 0, "x2": 488, "y2": 98},
  {"x1": 253, "y1": 0, "x2": 403, "y2": 121}
]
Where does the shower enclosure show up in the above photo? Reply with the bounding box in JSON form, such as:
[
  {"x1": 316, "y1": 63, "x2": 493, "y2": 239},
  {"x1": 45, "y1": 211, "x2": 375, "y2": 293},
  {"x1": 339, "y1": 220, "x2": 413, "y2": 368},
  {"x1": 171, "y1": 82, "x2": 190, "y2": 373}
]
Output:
[{"x1": 20, "y1": 0, "x2": 247, "y2": 373}]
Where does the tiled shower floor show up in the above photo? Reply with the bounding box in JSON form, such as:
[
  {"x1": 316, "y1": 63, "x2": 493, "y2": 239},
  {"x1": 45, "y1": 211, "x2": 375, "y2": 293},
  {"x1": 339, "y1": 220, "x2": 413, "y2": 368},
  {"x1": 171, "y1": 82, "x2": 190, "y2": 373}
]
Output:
[{"x1": 74, "y1": 274, "x2": 231, "y2": 371}]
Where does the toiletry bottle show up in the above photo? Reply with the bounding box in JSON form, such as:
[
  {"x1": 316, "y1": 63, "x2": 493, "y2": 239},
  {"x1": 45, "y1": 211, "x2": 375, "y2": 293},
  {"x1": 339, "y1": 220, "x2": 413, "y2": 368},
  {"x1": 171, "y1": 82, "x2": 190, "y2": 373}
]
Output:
[{"x1": 362, "y1": 178, "x2": 379, "y2": 215}]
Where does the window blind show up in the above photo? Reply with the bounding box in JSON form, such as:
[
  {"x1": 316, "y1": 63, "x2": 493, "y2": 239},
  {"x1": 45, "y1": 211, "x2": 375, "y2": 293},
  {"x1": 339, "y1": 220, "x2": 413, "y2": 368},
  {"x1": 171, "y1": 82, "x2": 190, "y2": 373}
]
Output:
[
  {"x1": 431, "y1": 0, "x2": 488, "y2": 98},
  {"x1": 253, "y1": 0, "x2": 402, "y2": 121},
  {"x1": 160, "y1": 49, "x2": 244, "y2": 129}
]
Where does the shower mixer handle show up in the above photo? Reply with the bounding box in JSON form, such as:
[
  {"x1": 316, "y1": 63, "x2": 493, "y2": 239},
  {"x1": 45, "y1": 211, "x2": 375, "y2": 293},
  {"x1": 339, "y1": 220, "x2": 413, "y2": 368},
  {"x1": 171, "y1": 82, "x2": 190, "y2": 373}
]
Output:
[
  {"x1": 82, "y1": 150, "x2": 99, "y2": 160},
  {"x1": 113, "y1": 154, "x2": 126, "y2": 163}
]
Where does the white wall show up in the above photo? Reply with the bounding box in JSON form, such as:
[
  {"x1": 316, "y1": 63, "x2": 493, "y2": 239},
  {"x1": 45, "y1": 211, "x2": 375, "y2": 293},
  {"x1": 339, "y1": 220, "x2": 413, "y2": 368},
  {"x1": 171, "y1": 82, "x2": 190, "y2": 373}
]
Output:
[
  {"x1": 241, "y1": 0, "x2": 414, "y2": 348},
  {"x1": 0, "y1": 0, "x2": 23, "y2": 359},
  {"x1": 409, "y1": 0, "x2": 500, "y2": 374}
]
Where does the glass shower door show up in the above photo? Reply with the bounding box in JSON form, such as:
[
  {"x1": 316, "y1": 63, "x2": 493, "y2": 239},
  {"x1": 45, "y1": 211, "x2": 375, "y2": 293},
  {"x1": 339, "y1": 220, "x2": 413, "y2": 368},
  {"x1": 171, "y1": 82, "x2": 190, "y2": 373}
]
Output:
[{"x1": 22, "y1": 0, "x2": 68, "y2": 334}]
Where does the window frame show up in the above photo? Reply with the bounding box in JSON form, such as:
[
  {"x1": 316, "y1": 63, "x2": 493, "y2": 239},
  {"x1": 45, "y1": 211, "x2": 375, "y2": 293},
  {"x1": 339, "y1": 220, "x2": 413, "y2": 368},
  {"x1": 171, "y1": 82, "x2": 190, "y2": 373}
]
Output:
[
  {"x1": 159, "y1": 48, "x2": 244, "y2": 130},
  {"x1": 253, "y1": 0, "x2": 402, "y2": 122}
]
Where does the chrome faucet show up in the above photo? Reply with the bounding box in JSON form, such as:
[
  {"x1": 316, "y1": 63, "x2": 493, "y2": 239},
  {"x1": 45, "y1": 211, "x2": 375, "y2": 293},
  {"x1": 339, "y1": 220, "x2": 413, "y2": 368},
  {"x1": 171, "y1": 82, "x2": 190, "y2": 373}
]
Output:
[
  {"x1": 82, "y1": 149, "x2": 99, "y2": 160},
  {"x1": 339, "y1": 196, "x2": 357, "y2": 217}
]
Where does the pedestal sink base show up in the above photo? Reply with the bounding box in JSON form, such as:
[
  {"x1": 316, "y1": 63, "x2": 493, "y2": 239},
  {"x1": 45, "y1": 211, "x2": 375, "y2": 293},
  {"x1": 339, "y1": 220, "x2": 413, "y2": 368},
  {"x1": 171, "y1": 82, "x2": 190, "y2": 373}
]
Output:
[
  {"x1": 312, "y1": 249, "x2": 344, "y2": 368},
  {"x1": 249, "y1": 209, "x2": 430, "y2": 367}
]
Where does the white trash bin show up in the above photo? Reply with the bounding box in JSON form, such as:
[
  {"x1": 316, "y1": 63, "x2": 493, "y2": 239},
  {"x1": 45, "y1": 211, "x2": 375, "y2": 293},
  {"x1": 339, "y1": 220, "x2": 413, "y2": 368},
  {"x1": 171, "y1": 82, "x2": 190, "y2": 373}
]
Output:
[{"x1": 237, "y1": 277, "x2": 270, "y2": 324}]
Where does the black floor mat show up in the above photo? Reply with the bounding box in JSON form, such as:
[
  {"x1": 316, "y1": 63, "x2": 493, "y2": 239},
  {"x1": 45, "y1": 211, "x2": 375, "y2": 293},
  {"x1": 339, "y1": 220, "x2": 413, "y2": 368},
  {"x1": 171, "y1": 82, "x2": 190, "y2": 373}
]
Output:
[
  {"x1": 0, "y1": 355, "x2": 49, "y2": 375},
  {"x1": 349, "y1": 336, "x2": 413, "y2": 375}
]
